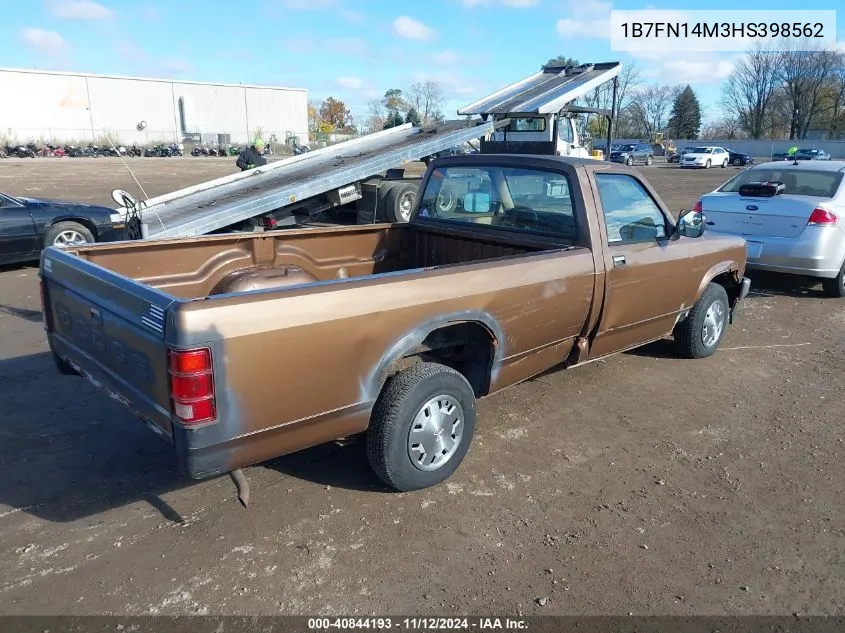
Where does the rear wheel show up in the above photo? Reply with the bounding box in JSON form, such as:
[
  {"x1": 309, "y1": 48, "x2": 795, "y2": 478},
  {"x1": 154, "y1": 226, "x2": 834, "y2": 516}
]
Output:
[
  {"x1": 821, "y1": 262, "x2": 845, "y2": 298},
  {"x1": 673, "y1": 283, "x2": 729, "y2": 359},
  {"x1": 367, "y1": 361, "x2": 477, "y2": 492},
  {"x1": 383, "y1": 182, "x2": 418, "y2": 223},
  {"x1": 44, "y1": 221, "x2": 95, "y2": 248},
  {"x1": 721, "y1": 158, "x2": 728, "y2": 168},
  {"x1": 732, "y1": 157, "x2": 742, "y2": 166},
  {"x1": 626, "y1": 156, "x2": 633, "y2": 166},
  {"x1": 646, "y1": 155, "x2": 653, "y2": 166}
]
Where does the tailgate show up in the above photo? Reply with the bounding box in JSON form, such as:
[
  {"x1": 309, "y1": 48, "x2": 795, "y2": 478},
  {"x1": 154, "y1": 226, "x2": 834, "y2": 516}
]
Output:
[{"x1": 40, "y1": 247, "x2": 176, "y2": 441}]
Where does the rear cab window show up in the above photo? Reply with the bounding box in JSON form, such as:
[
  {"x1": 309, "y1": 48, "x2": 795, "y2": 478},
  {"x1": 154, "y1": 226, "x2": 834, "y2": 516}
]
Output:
[
  {"x1": 417, "y1": 165, "x2": 578, "y2": 241},
  {"x1": 719, "y1": 168, "x2": 844, "y2": 198}
]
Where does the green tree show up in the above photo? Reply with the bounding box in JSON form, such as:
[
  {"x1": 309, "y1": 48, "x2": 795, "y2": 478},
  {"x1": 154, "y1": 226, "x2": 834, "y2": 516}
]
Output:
[
  {"x1": 668, "y1": 85, "x2": 702, "y2": 139},
  {"x1": 405, "y1": 107, "x2": 421, "y2": 126},
  {"x1": 544, "y1": 56, "x2": 579, "y2": 69},
  {"x1": 318, "y1": 97, "x2": 354, "y2": 133},
  {"x1": 383, "y1": 110, "x2": 405, "y2": 129}
]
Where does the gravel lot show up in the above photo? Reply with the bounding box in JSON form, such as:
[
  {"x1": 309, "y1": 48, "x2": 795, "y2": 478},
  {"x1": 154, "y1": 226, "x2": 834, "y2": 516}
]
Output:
[{"x1": 0, "y1": 157, "x2": 843, "y2": 616}]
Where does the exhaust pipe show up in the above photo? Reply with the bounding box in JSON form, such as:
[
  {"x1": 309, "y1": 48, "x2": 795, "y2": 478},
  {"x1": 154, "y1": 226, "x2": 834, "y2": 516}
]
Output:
[{"x1": 229, "y1": 469, "x2": 250, "y2": 507}]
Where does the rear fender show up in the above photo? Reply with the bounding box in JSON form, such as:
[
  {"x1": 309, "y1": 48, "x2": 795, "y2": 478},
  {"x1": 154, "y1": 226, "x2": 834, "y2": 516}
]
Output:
[{"x1": 364, "y1": 310, "x2": 505, "y2": 402}]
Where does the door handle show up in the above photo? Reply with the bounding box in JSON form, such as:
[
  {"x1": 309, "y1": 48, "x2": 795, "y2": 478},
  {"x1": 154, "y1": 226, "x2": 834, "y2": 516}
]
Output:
[{"x1": 613, "y1": 255, "x2": 626, "y2": 267}]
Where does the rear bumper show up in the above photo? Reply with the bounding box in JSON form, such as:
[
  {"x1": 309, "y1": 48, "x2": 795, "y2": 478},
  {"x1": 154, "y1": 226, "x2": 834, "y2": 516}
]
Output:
[
  {"x1": 706, "y1": 227, "x2": 845, "y2": 279},
  {"x1": 742, "y1": 230, "x2": 845, "y2": 279}
]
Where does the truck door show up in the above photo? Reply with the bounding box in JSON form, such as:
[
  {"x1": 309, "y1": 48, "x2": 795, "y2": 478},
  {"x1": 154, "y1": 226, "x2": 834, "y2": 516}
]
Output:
[
  {"x1": 587, "y1": 171, "x2": 692, "y2": 358},
  {"x1": 0, "y1": 195, "x2": 36, "y2": 264},
  {"x1": 556, "y1": 115, "x2": 574, "y2": 156}
]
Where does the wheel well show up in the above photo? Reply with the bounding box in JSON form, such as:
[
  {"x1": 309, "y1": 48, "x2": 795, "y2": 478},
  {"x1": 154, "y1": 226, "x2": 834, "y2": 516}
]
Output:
[
  {"x1": 388, "y1": 322, "x2": 496, "y2": 397},
  {"x1": 47, "y1": 218, "x2": 98, "y2": 242},
  {"x1": 711, "y1": 271, "x2": 741, "y2": 304}
]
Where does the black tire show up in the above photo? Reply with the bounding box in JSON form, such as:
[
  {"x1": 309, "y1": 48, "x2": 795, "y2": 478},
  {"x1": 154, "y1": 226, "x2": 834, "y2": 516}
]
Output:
[
  {"x1": 626, "y1": 156, "x2": 633, "y2": 166},
  {"x1": 44, "y1": 221, "x2": 95, "y2": 248},
  {"x1": 821, "y1": 262, "x2": 845, "y2": 298},
  {"x1": 673, "y1": 283, "x2": 730, "y2": 359},
  {"x1": 705, "y1": 159, "x2": 711, "y2": 169},
  {"x1": 732, "y1": 157, "x2": 742, "y2": 166},
  {"x1": 367, "y1": 361, "x2": 477, "y2": 492},
  {"x1": 646, "y1": 155, "x2": 653, "y2": 166},
  {"x1": 721, "y1": 158, "x2": 728, "y2": 168},
  {"x1": 383, "y1": 182, "x2": 418, "y2": 223}
]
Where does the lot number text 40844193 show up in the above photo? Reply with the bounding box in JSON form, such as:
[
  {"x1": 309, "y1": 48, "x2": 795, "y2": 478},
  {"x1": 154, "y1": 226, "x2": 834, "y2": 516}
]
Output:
[{"x1": 307, "y1": 617, "x2": 529, "y2": 630}]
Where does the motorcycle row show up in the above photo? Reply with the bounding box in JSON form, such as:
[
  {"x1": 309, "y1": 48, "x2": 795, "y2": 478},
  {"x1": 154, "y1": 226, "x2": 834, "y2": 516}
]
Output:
[{"x1": 0, "y1": 142, "x2": 267, "y2": 159}]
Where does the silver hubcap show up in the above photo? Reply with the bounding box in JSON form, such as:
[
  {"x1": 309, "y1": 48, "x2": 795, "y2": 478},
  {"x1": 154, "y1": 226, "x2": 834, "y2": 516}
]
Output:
[
  {"x1": 399, "y1": 192, "x2": 414, "y2": 221},
  {"x1": 701, "y1": 300, "x2": 725, "y2": 347},
  {"x1": 54, "y1": 230, "x2": 88, "y2": 247},
  {"x1": 407, "y1": 395, "x2": 464, "y2": 471}
]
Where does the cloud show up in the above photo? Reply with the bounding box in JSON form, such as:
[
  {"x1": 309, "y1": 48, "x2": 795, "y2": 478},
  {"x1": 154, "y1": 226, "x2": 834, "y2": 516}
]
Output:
[
  {"x1": 20, "y1": 28, "x2": 69, "y2": 54},
  {"x1": 556, "y1": 0, "x2": 611, "y2": 39},
  {"x1": 433, "y1": 50, "x2": 460, "y2": 65},
  {"x1": 46, "y1": 0, "x2": 114, "y2": 20},
  {"x1": 393, "y1": 15, "x2": 436, "y2": 41},
  {"x1": 336, "y1": 76, "x2": 364, "y2": 90},
  {"x1": 629, "y1": 51, "x2": 737, "y2": 85}
]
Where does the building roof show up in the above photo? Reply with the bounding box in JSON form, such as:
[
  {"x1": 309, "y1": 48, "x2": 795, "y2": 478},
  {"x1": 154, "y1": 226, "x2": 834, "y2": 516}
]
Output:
[{"x1": 0, "y1": 67, "x2": 307, "y2": 93}]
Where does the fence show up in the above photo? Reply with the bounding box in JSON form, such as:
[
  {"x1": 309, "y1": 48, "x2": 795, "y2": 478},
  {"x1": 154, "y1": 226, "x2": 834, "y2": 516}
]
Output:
[{"x1": 612, "y1": 139, "x2": 845, "y2": 159}]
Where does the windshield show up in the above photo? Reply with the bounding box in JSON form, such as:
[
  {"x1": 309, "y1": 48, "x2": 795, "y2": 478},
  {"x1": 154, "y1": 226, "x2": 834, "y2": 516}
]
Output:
[
  {"x1": 690, "y1": 147, "x2": 712, "y2": 154},
  {"x1": 719, "y1": 168, "x2": 844, "y2": 198},
  {"x1": 0, "y1": 192, "x2": 23, "y2": 206},
  {"x1": 417, "y1": 165, "x2": 578, "y2": 240},
  {"x1": 617, "y1": 144, "x2": 636, "y2": 152}
]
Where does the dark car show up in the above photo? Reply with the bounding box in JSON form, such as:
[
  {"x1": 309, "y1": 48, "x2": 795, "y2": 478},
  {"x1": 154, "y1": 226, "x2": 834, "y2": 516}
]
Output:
[
  {"x1": 795, "y1": 148, "x2": 831, "y2": 161},
  {"x1": 609, "y1": 143, "x2": 654, "y2": 166},
  {"x1": 727, "y1": 150, "x2": 754, "y2": 166},
  {"x1": 667, "y1": 147, "x2": 692, "y2": 163},
  {"x1": 0, "y1": 192, "x2": 127, "y2": 265}
]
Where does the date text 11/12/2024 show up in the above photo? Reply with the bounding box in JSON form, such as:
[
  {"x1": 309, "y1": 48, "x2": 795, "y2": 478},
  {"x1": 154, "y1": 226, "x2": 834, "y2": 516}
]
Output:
[{"x1": 307, "y1": 617, "x2": 529, "y2": 630}]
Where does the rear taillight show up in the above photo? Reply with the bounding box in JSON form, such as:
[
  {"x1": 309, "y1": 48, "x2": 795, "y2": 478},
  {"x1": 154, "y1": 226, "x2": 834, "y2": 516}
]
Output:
[
  {"x1": 693, "y1": 199, "x2": 702, "y2": 213},
  {"x1": 167, "y1": 347, "x2": 216, "y2": 426},
  {"x1": 262, "y1": 217, "x2": 277, "y2": 229},
  {"x1": 807, "y1": 207, "x2": 838, "y2": 226}
]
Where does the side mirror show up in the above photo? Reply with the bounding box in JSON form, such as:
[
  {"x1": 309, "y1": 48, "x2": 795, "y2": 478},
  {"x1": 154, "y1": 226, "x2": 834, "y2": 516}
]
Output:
[
  {"x1": 673, "y1": 208, "x2": 705, "y2": 239},
  {"x1": 111, "y1": 189, "x2": 138, "y2": 209}
]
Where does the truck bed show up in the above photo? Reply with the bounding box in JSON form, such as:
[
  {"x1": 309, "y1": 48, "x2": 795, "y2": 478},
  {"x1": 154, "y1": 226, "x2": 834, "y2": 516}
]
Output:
[{"x1": 64, "y1": 223, "x2": 560, "y2": 300}]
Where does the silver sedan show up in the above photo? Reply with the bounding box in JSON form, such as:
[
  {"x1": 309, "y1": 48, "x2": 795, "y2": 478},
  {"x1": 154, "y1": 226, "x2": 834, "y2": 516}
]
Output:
[{"x1": 695, "y1": 160, "x2": 845, "y2": 297}]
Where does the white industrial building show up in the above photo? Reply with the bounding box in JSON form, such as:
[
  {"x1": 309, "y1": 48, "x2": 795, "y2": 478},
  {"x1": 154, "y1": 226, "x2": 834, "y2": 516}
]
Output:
[{"x1": 0, "y1": 68, "x2": 309, "y2": 147}]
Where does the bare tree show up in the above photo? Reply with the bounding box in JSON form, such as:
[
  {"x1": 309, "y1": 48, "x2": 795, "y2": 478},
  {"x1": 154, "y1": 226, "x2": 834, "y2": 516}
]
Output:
[
  {"x1": 629, "y1": 84, "x2": 675, "y2": 137},
  {"x1": 367, "y1": 99, "x2": 386, "y2": 133},
  {"x1": 407, "y1": 81, "x2": 446, "y2": 125},
  {"x1": 579, "y1": 61, "x2": 642, "y2": 138},
  {"x1": 721, "y1": 42, "x2": 780, "y2": 139},
  {"x1": 777, "y1": 41, "x2": 839, "y2": 139},
  {"x1": 825, "y1": 52, "x2": 845, "y2": 138},
  {"x1": 699, "y1": 118, "x2": 744, "y2": 140}
]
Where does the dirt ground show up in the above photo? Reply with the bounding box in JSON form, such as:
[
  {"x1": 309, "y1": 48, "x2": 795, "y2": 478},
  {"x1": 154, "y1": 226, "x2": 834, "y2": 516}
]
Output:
[{"x1": 0, "y1": 158, "x2": 843, "y2": 617}]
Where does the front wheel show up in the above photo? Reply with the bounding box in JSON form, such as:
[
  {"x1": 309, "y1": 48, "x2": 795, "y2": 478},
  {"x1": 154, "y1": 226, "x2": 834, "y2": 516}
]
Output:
[
  {"x1": 646, "y1": 155, "x2": 653, "y2": 166},
  {"x1": 367, "y1": 362, "x2": 477, "y2": 491},
  {"x1": 705, "y1": 159, "x2": 711, "y2": 169},
  {"x1": 626, "y1": 156, "x2": 633, "y2": 166},
  {"x1": 44, "y1": 221, "x2": 95, "y2": 248},
  {"x1": 821, "y1": 262, "x2": 845, "y2": 298},
  {"x1": 721, "y1": 158, "x2": 728, "y2": 168},
  {"x1": 673, "y1": 283, "x2": 729, "y2": 359}
]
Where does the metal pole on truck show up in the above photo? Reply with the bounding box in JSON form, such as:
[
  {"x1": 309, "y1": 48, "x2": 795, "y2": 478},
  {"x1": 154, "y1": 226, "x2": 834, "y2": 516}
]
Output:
[{"x1": 606, "y1": 75, "x2": 618, "y2": 161}]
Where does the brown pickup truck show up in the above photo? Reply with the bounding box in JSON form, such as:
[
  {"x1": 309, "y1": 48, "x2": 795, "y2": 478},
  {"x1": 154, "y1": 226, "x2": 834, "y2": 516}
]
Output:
[{"x1": 39, "y1": 154, "x2": 750, "y2": 504}]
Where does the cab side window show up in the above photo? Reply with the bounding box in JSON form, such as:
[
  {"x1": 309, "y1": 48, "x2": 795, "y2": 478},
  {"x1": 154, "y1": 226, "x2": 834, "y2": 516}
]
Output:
[{"x1": 595, "y1": 173, "x2": 668, "y2": 243}]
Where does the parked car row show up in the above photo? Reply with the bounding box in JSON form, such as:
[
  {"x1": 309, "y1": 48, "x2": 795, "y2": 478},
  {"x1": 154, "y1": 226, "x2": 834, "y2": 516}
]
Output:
[{"x1": 771, "y1": 148, "x2": 832, "y2": 161}]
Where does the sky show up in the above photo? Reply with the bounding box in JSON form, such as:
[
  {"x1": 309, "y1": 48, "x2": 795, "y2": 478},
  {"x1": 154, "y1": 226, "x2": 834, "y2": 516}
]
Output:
[{"x1": 2, "y1": 0, "x2": 844, "y2": 126}]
